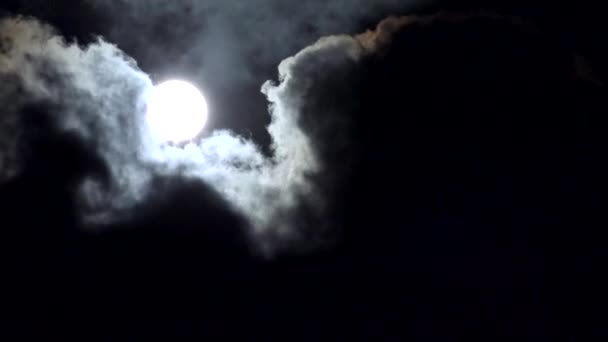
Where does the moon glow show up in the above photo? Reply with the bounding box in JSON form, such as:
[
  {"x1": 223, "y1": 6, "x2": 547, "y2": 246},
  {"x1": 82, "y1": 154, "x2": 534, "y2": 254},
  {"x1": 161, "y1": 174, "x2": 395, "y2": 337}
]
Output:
[{"x1": 146, "y1": 80, "x2": 209, "y2": 143}]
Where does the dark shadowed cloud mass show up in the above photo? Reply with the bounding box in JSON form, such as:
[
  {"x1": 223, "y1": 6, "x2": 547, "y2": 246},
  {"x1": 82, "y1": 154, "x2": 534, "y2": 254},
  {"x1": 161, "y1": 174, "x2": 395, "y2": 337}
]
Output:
[
  {"x1": 2, "y1": 2, "x2": 608, "y2": 338},
  {"x1": 0, "y1": 10, "x2": 605, "y2": 256}
]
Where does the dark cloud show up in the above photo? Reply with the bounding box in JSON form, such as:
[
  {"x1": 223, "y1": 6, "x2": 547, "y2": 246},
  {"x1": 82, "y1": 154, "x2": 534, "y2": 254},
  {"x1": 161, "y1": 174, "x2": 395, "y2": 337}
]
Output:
[
  {"x1": 2, "y1": 8, "x2": 607, "y2": 338},
  {"x1": 2, "y1": 10, "x2": 605, "y2": 261}
]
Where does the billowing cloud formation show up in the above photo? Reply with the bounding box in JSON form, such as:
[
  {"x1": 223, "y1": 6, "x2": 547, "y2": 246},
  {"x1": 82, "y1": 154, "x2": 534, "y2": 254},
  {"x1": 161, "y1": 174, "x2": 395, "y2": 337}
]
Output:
[
  {"x1": 0, "y1": 17, "x2": 151, "y2": 184},
  {"x1": 0, "y1": 12, "x2": 588, "y2": 254},
  {"x1": 0, "y1": 15, "x2": 374, "y2": 253},
  {"x1": 0, "y1": 17, "x2": 154, "y2": 222}
]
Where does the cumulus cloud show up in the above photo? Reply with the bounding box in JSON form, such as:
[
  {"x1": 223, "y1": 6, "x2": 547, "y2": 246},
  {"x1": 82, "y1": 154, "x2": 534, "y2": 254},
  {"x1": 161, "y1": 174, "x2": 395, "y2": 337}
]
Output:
[
  {"x1": 0, "y1": 12, "x2": 587, "y2": 254},
  {"x1": 0, "y1": 17, "x2": 154, "y2": 220},
  {"x1": 0, "y1": 15, "x2": 369, "y2": 253}
]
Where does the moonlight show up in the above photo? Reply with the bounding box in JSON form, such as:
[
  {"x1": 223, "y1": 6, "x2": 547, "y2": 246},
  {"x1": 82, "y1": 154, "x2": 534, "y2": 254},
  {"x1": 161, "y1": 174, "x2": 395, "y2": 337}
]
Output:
[{"x1": 146, "y1": 80, "x2": 209, "y2": 143}]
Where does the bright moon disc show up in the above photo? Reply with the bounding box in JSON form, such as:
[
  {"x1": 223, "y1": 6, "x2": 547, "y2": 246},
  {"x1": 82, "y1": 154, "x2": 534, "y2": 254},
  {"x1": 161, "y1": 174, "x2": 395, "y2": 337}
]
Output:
[{"x1": 146, "y1": 80, "x2": 209, "y2": 143}]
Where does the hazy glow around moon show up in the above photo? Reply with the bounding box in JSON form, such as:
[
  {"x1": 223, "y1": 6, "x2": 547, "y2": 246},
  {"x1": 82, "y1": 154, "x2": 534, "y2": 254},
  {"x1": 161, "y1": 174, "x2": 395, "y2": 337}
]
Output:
[{"x1": 146, "y1": 80, "x2": 209, "y2": 143}]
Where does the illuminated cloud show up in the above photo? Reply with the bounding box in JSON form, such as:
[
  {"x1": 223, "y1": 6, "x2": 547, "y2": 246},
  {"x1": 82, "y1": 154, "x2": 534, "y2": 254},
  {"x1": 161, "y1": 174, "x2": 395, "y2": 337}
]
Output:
[
  {"x1": 0, "y1": 12, "x2": 587, "y2": 254},
  {"x1": 0, "y1": 16, "x2": 366, "y2": 253}
]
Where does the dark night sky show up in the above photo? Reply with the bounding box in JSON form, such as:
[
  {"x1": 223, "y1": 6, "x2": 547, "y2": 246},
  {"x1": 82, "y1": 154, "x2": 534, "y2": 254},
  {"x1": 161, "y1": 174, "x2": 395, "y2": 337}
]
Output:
[{"x1": 1, "y1": 1, "x2": 607, "y2": 340}]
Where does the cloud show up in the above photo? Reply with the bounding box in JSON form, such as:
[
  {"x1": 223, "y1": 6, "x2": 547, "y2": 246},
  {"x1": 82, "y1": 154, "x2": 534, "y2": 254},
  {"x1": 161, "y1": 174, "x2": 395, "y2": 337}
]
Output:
[
  {"x1": 0, "y1": 16, "x2": 155, "y2": 221},
  {"x1": 134, "y1": 33, "x2": 369, "y2": 253},
  {"x1": 0, "y1": 15, "x2": 367, "y2": 254},
  {"x1": 0, "y1": 12, "x2": 591, "y2": 255}
]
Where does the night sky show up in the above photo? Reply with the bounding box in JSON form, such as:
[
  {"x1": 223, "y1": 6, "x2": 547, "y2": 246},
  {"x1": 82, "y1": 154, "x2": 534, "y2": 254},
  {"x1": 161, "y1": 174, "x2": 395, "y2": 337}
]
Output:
[{"x1": 1, "y1": 1, "x2": 607, "y2": 340}]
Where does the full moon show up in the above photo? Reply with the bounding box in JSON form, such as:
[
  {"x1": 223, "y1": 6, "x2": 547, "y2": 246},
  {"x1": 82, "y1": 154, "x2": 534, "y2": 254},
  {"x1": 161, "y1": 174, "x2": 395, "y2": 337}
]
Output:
[{"x1": 146, "y1": 80, "x2": 209, "y2": 143}]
